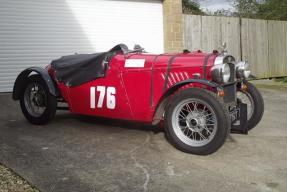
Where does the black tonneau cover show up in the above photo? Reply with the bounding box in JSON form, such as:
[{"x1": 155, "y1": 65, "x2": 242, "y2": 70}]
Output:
[
  {"x1": 51, "y1": 52, "x2": 107, "y2": 87},
  {"x1": 51, "y1": 44, "x2": 129, "y2": 87}
]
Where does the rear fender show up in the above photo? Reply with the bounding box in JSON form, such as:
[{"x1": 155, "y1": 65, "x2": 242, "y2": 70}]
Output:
[
  {"x1": 152, "y1": 79, "x2": 219, "y2": 125},
  {"x1": 13, "y1": 67, "x2": 59, "y2": 100}
]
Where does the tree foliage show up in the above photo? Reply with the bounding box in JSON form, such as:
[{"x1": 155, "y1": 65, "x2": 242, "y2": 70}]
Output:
[
  {"x1": 182, "y1": 0, "x2": 287, "y2": 21},
  {"x1": 182, "y1": 0, "x2": 204, "y2": 15},
  {"x1": 234, "y1": 0, "x2": 260, "y2": 18},
  {"x1": 257, "y1": 0, "x2": 287, "y2": 20},
  {"x1": 212, "y1": 9, "x2": 235, "y2": 17},
  {"x1": 233, "y1": 0, "x2": 287, "y2": 20}
]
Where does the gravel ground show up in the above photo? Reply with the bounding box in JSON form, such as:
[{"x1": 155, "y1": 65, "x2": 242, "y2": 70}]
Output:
[{"x1": 0, "y1": 164, "x2": 39, "y2": 192}]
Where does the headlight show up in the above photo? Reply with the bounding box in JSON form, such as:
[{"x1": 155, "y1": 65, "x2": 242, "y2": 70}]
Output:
[
  {"x1": 236, "y1": 61, "x2": 251, "y2": 79},
  {"x1": 211, "y1": 64, "x2": 231, "y2": 83}
]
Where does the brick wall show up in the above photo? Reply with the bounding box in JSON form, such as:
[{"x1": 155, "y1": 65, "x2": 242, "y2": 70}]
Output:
[{"x1": 163, "y1": 0, "x2": 183, "y2": 52}]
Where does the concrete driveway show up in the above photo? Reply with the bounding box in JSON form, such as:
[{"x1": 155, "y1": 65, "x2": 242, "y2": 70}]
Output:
[{"x1": 0, "y1": 86, "x2": 287, "y2": 192}]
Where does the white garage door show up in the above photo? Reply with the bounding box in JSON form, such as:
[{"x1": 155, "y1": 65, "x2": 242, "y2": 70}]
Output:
[{"x1": 0, "y1": 0, "x2": 164, "y2": 92}]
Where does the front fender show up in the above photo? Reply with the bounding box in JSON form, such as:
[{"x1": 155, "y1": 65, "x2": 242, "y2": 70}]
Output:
[
  {"x1": 152, "y1": 79, "x2": 219, "y2": 125},
  {"x1": 163, "y1": 79, "x2": 219, "y2": 98},
  {"x1": 13, "y1": 67, "x2": 59, "y2": 100}
]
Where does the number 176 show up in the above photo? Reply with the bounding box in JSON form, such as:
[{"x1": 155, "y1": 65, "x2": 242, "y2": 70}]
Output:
[{"x1": 90, "y1": 86, "x2": 116, "y2": 109}]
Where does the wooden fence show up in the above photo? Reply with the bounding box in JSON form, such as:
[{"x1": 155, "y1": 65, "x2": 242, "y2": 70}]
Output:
[{"x1": 183, "y1": 15, "x2": 287, "y2": 78}]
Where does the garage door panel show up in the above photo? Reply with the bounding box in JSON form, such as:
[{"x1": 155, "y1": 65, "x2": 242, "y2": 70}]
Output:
[{"x1": 0, "y1": 0, "x2": 163, "y2": 92}]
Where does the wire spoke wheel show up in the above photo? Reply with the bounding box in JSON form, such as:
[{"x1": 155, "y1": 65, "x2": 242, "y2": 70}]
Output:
[
  {"x1": 172, "y1": 98, "x2": 218, "y2": 147},
  {"x1": 24, "y1": 82, "x2": 47, "y2": 117},
  {"x1": 165, "y1": 88, "x2": 230, "y2": 155},
  {"x1": 233, "y1": 82, "x2": 264, "y2": 131},
  {"x1": 19, "y1": 75, "x2": 57, "y2": 125}
]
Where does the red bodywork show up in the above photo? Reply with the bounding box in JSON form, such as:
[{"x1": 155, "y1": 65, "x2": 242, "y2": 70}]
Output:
[{"x1": 48, "y1": 51, "x2": 217, "y2": 123}]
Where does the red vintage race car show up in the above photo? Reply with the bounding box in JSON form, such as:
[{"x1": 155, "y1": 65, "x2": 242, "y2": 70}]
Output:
[{"x1": 13, "y1": 44, "x2": 264, "y2": 155}]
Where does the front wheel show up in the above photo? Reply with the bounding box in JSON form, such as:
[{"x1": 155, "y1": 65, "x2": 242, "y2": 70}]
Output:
[
  {"x1": 236, "y1": 81, "x2": 264, "y2": 130},
  {"x1": 164, "y1": 88, "x2": 230, "y2": 155},
  {"x1": 20, "y1": 75, "x2": 57, "y2": 125}
]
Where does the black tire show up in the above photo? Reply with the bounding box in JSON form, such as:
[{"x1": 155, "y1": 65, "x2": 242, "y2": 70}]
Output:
[
  {"x1": 164, "y1": 88, "x2": 230, "y2": 155},
  {"x1": 20, "y1": 75, "x2": 57, "y2": 125},
  {"x1": 237, "y1": 82, "x2": 264, "y2": 130}
]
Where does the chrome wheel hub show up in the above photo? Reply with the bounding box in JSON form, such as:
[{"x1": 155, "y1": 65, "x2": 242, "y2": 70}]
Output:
[{"x1": 186, "y1": 111, "x2": 206, "y2": 132}]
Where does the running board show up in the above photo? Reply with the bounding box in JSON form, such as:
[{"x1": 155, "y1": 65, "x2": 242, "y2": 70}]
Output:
[{"x1": 57, "y1": 106, "x2": 69, "y2": 110}]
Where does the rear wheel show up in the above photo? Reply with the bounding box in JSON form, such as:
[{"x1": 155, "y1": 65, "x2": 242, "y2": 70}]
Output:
[
  {"x1": 164, "y1": 88, "x2": 230, "y2": 155},
  {"x1": 20, "y1": 75, "x2": 57, "y2": 125}
]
